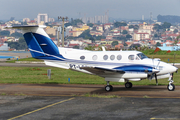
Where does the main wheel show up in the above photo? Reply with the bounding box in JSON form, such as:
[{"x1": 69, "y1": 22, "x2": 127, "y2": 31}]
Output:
[
  {"x1": 105, "y1": 85, "x2": 113, "y2": 92},
  {"x1": 167, "y1": 83, "x2": 175, "y2": 91},
  {"x1": 125, "y1": 82, "x2": 132, "y2": 88}
]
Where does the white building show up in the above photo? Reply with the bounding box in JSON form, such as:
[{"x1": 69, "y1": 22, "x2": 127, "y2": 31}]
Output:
[
  {"x1": 0, "y1": 43, "x2": 9, "y2": 51},
  {"x1": 37, "y1": 13, "x2": 48, "y2": 24}
]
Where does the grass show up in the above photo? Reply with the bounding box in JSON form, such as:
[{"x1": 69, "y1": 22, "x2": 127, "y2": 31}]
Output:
[
  {"x1": 0, "y1": 66, "x2": 179, "y2": 86},
  {"x1": 82, "y1": 93, "x2": 121, "y2": 98}
]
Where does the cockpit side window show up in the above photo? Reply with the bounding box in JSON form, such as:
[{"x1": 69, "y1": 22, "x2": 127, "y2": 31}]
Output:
[
  {"x1": 136, "y1": 56, "x2": 140, "y2": 60},
  {"x1": 137, "y1": 53, "x2": 148, "y2": 60},
  {"x1": 128, "y1": 55, "x2": 134, "y2": 60}
]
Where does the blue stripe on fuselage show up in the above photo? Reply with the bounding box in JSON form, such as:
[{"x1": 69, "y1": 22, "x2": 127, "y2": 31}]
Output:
[{"x1": 114, "y1": 65, "x2": 153, "y2": 72}]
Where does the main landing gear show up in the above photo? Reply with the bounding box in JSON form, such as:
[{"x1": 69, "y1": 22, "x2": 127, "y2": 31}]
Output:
[
  {"x1": 125, "y1": 82, "x2": 133, "y2": 88},
  {"x1": 105, "y1": 81, "x2": 113, "y2": 92},
  {"x1": 167, "y1": 74, "x2": 175, "y2": 91},
  {"x1": 105, "y1": 81, "x2": 133, "y2": 92}
]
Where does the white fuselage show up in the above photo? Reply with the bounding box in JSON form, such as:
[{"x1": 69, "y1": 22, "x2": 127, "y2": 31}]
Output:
[{"x1": 44, "y1": 47, "x2": 178, "y2": 83}]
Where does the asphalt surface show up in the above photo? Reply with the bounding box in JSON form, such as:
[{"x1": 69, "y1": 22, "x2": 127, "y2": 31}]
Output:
[{"x1": 0, "y1": 96, "x2": 180, "y2": 120}]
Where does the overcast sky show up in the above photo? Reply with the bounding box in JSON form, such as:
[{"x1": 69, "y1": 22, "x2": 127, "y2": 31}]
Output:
[{"x1": 1, "y1": 0, "x2": 180, "y2": 20}]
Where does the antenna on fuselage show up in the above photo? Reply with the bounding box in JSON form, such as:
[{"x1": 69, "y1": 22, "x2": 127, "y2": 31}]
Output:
[{"x1": 102, "y1": 46, "x2": 106, "y2": 51}]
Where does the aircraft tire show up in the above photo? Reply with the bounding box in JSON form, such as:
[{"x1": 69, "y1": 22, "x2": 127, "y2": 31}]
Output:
[
  {"x1": 167, "y1": 83, "x2": 175, "y2": 91},
  {"x1": 105, "y1": 85, "x2": 113, "y2": 92},
  {"x1": 125, "y1": 82, "x2": 132, "y2": 88}
]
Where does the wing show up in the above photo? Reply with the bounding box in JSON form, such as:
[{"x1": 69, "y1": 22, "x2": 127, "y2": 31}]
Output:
[{"x1": 80, "y1": 66, "x2": 125, "y2": 75}]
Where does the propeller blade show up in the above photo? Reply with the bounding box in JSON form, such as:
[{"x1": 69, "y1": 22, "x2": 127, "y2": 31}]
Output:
[
  {"x1": 173, "y1": 53, "x2": 176, "y2": 66},
  {"x1": 172, "y1": 73, "x2": 174, "y2": 80},
  {"x1": 155, "y1": 74, "x2": 158, "y2": 86}
]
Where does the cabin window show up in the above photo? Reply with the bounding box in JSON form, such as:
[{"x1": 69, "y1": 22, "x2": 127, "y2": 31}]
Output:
[
  {"x1": 103, "y1": 55, "x2": 108, "y2": 60},
  {"x1": 92, "y1": 55, "x2": 98, "y2": 60},
  {"x1": 80, "y1": 56, "x2": 85, "y2": 60},
  {"x1": 117, "y1": 55, "x2": 122, "y2": 60},
  {"x1": 110, "y1": 55, "x2": 115, "y2": 60},
  {"x1": 128, "y1": 55, "x2": 134, "y2": 60}
]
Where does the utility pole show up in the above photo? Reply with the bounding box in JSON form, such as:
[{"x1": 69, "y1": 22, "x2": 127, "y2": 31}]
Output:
[
  {"x1": 57, "y1": 26, "x2": 61, "y2": 47},
  {"x1": 58, "y1": 16, "x2": 68, "y2": 47}
]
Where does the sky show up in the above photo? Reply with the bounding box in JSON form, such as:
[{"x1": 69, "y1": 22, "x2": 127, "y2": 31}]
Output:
[{"x1": 1, "y1": 0, "x2": 180, "y2": 21}]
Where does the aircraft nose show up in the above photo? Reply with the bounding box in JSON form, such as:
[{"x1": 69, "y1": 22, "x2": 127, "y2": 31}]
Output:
[{"x1": 170, "y1": 65, "x2": 178, "y2": 73}]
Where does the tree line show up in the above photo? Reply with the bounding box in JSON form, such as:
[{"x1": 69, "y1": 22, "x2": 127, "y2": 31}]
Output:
[{"x1": 0, "y1": 31, "x2": 27, "y2": 50}]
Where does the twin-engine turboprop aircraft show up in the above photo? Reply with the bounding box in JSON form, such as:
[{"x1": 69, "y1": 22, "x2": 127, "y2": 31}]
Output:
[{"x1": 5, "y1": 25, "x2": 178, "y2": 91}]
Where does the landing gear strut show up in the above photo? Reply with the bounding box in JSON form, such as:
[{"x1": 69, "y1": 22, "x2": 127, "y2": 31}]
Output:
[
  {"x1": 105, "y1": 81, "x2": 113, "y2": 92},
  {"x1": 125, "y1": 82, "x2": 133, "y2": 88},
  {"x1": 167, "y1": 74, "x2": 175, "y2": 91}
]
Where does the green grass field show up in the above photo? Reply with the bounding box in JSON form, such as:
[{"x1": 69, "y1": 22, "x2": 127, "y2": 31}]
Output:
[{"x1": 0, "y1": 66, "x2": 179, "y2": 86}]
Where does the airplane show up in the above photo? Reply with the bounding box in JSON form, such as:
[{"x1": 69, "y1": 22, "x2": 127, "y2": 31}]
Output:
[{"x1": 5, "y1": 25, "x2": 178, "y2": 92}]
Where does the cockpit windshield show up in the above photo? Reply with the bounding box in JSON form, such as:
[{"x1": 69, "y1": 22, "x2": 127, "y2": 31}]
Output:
[{"x1": 137, "y1": 53, "x2": 148, "y2": 60}]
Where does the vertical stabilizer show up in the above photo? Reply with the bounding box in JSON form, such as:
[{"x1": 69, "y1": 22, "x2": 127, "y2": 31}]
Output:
[{"x1": 5, "y1": 25, "x2": 59, "y2": 58}]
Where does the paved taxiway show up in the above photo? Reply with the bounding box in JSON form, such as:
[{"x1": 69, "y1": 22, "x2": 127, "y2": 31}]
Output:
[{"x1": 1, "y1": 96, "x2": 180, "y2": 120}]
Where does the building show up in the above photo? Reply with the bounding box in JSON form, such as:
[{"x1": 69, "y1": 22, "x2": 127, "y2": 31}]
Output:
[
  {"x1": 0, "y1": 43, "x2": 9, "y2": 51},
  {"x1": 158, "y1": 43, "x2": 180, "y2": 51},
  {"x1": 37, "y1": 13, "x2": 48, "y2": 24},
  {"x1": 23, "y1": 18, "x2": 30, "y2": 23},
  {"x1": 82, "y1": 14, "x2": 108, "y2": 24}
]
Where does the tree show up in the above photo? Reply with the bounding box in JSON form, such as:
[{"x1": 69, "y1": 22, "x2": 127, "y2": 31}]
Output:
[
  {"x1": 114, "y1": 22, "x2": 127, "y2": 28},
  {"x1": 89, "y1": 37, "x2": 95, "y2": 43},
  {"x1": 162, "y1": 22, "x2": 171, "y2": 29},
  {"x1": 0, "y1": 30, "x2": 10, "y2": 36},
  {"x1": 6, "y1": 37, "x2": 28, "y2": 50},
  {"x1": 93, "y1": 35, "x2": 106, "y2": 40},
  {"x1": 156, "y1": 42, "x2": 161, "y2": 47},
  {"x1": 126, "y1": 34, "x2": 132, "y2": 39},
  {"x1": 115, "y1": 36, "x2": 126, "y2": 41},
  {"x1": 154, "y1": 34, "x2": 158, "y2": 38},
  {"x1": 11, "y1": 32, "x2": 23, "y2": 38},
  {"x1": 174, "y1": 29, "x2": 178, "y2": 34},
  {"x1": 73, "y1": 45, "x2": 79, "y2": 49},
  {"x1": 65, "y1": 23, "x2": 72, "y2": 27},
  {"x1": 71, "y1": 19, "x2": 84, "y2": 27},
  {"x1": 111, "y1": 41, "x2": 118, "y2": 47},
  {"x1": 134, "y1": 25, "x2": 139, "y2": 30},
  {"x1": 78, "y1": 29, "x2": 92, "y2": 39},
  {"x1": 153, "y1": 24, "x2": 162, "y2": 31},
  {"x1": 129, "y1": 25, "x2": 134, "y2": 29},
  {"x1": 87, "y1": 23, "x2": 94, "y2": 27},
  {"x1": 122, "y1": 30, "x2": 128, "y2": 34},
  {"x1": 124, "y1": 42, "x2": 128, "y2": 46}
]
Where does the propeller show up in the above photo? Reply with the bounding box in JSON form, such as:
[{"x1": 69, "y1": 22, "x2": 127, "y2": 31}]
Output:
[
  {"x1": 149, "y1": 57, "x2": 160, "y2": 85},
  {"x1": 171, "y1": 53, "x2": 176, "y2": 81},
  {"x1": 155, "y1": 73, "x2": 158, "y2": 86}
]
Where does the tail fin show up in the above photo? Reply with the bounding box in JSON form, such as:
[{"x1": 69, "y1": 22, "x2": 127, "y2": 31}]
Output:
[{"x1": 5, "y1": 25, "x2": 59, "y2": 58}]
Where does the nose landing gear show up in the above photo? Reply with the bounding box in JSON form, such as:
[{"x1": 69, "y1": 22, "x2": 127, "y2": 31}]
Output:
[{"x1": 167, "y1": 74, "x2": 175, "y2": 91}]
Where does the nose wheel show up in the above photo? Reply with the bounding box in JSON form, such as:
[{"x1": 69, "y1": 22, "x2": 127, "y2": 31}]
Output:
[
  {"x1": 167, "y1": 83, "x2": 175, "y2": 91},
  {"x1": 167, "y1": 74, "x2": 175, "y2": 91}
]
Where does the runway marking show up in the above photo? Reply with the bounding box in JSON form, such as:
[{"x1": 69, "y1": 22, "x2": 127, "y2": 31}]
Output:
[
  {"x1": 150, "y1": 118, "x2": 179, "y2": 120},
  {"x1": 8, "y1": 97, "x2": 75, "y2": 120}
]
